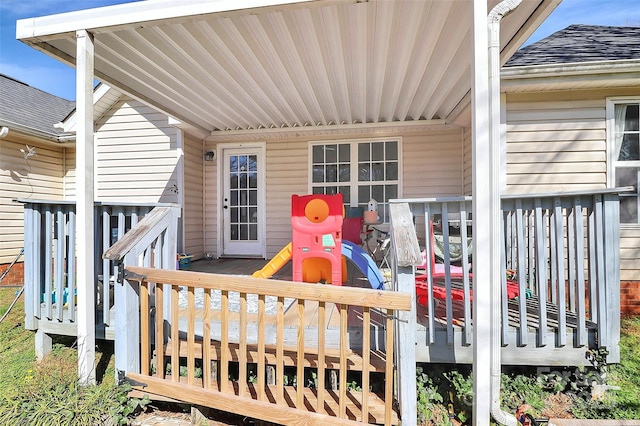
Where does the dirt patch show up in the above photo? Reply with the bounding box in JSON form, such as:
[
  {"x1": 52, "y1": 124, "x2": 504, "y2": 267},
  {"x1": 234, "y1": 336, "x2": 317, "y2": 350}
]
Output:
[{"x1": 542, "y1": 393, "x2": 574, "y2": 419}]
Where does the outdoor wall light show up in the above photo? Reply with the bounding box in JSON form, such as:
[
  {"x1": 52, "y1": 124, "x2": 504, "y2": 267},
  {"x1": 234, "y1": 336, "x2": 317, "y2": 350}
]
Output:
[{"x1": 204, "y1": 149, "x2": 216, "y2": 161}]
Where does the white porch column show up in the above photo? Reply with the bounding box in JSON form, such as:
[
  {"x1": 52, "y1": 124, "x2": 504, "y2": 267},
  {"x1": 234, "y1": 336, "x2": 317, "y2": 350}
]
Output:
[
  {"x1": 471, "y1": 0, "x2": 491, "y2": 425},
  {"x1": 76, "y1": 29, "x2": 96, "y2": 385}
]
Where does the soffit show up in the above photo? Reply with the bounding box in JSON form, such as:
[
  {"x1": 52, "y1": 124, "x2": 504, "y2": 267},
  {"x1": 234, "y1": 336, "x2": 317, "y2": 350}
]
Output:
[{"x1": 17, "y1": 0, "x2": 558, "y2": 138}]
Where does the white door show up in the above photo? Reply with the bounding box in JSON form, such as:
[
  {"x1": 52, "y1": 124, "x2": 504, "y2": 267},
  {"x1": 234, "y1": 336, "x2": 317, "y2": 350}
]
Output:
[{"x1": 220, "y1": 145, "x2": 266, "y2": 257}]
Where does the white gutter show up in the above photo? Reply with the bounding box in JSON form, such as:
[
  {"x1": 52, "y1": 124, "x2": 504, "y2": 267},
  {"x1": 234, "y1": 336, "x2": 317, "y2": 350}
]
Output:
[
  {"x1": 0, "y1": 120, "x2": 76, "y2": 146},
  {"x1": 488, "y1": 1, "x2": 521, "y2": 425}
]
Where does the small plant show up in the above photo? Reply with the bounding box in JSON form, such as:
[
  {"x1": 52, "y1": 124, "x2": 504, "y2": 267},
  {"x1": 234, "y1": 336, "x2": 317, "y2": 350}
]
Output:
[{"x1": 416, "y1": 367, "x2": 448, "y2": 425}]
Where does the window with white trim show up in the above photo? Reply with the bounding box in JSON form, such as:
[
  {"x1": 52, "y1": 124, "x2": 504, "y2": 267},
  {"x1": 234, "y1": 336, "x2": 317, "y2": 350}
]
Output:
[
  {"x1": 310, "y1": 139, "x2": 400, "y2": 222},
  {"x1": 610, "y1": 100, "x2": 640, "y2": 224}
]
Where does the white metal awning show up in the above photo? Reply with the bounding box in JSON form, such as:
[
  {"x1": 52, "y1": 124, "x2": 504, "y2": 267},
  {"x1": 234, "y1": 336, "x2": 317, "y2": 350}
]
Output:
[{"x1": 17, "y1": 0, "x2": 559, "y2": 139}]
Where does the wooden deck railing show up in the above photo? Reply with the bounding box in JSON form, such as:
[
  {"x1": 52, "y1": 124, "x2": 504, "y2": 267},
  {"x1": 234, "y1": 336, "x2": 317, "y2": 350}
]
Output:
[
  {"x1": 19, "y1": 199, "x2": 179, "y2": 336},
  {"x1": 119, "y1": 266, "x2": 411, "y2": 425},
  {"x1": 391, "y1": 188, "x2": 622, "y2": 363}
]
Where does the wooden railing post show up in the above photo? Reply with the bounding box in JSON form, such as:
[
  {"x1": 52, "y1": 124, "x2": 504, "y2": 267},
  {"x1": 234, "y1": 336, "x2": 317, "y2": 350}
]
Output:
[
  {"x1": 602, "y1": 193, "x2": 621, "y2": 363},
  {"x1": 103, "y1": 205, "x2": 181, "y2": 381},
  {"x1": 23, "y1": 203, "x2": 37, "y2": 330},
  {"x1": 389, "y1": 202, "x2": 422, "y2": 426},
  {"x1": 114, "y1": 255, "x2": 141, "y2": 379}
]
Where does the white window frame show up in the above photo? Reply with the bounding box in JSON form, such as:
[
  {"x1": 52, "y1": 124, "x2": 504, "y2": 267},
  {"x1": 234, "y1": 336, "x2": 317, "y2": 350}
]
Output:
[
  {"x1": 606, "y1": 97, "x2": 640, "y2": 225},
  {"x1": 308, "y1": 138, "x2": 402, "y2": 223}
]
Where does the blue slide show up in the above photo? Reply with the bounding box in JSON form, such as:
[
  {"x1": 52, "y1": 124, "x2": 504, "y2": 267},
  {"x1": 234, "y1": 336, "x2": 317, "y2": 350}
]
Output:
[{"x1": 341, "y1": 240, "x2": 385, "y2": 290}]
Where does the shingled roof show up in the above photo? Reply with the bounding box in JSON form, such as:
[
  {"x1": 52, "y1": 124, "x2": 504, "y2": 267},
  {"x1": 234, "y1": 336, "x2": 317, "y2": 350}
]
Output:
[
  {"x1": 0, "y1": 74, "x2": 75, "y2": 137},
  {"x1": 505, "y1": 24, "x2": 640, "y2": 67}
]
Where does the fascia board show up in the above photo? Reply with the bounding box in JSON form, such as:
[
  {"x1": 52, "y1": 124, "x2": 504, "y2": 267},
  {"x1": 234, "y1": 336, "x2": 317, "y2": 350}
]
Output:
[{"x1": 16, "y1": 0, "x2": 317, "y2": 41}]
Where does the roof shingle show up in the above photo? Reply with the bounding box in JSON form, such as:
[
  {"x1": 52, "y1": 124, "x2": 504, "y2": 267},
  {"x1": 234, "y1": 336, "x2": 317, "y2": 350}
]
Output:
[
  {"x1": 0, "y1": 74, "x2": 75, "y2": 136},
  {"x1": 505, "y1": 24, "x2": 640, "y2": 67}
]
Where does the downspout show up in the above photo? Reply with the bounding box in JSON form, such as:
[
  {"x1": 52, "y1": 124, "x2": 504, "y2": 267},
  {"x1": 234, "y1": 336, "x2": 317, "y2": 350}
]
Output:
[{"x1": 488, "y1": 1, "x2": 521, "y2": 425}]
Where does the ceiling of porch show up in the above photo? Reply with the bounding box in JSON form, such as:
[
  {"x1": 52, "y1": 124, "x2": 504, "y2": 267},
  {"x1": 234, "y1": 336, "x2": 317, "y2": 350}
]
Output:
[{"x1": 17, "y1": 0, "x2": 559, "y2": 139}]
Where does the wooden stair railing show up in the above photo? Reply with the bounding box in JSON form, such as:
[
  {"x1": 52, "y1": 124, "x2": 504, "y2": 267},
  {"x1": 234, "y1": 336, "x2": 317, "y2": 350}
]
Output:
[{"x1": 122, "y1": 266, "x2": 412, "y2": 425}]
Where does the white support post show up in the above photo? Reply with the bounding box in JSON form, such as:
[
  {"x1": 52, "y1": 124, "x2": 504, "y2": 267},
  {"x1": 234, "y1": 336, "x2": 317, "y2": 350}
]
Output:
[
  {"x1": 76, "y1": 29, "x2": 96, "y2": 386},
  {"x1": 471, "y1": 0, "x2": 491, "y2": 424},
  {"x1": 115, "y1": 253, "x2": 141, "y2": 379}
]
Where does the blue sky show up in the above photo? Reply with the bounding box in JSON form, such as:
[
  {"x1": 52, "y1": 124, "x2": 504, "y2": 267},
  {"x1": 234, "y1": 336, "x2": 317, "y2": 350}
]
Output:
[{"x1": 0, "y1": 0, "x2": 638, "y2": 101}]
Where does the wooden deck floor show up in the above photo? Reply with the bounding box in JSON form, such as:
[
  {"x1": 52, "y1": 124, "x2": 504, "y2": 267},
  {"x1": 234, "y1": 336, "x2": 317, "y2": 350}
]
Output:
[{"x1": 179, "y1": 258, "x2": 598, "y2": 366}]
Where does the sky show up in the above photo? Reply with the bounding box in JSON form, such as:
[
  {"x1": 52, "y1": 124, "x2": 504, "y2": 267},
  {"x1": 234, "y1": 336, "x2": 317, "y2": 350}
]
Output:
[{"x1": 0, "y1": 0, "x2": 639, "y2": 101}]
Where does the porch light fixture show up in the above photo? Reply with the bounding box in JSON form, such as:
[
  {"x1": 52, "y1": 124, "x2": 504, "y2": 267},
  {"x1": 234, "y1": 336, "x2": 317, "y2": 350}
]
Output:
[{"x1": 204, "y1": 149, "x2": 216, "y2": 161}]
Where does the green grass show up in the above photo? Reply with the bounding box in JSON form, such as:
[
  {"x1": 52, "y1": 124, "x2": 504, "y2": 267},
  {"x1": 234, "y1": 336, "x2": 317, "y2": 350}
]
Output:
[{"x1": 0, "y1": 287, "x2": 146, "y2": 425}]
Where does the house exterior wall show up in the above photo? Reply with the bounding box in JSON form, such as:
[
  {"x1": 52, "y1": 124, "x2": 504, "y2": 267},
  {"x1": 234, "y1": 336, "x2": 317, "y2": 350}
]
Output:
[
  {"x1": 94, "y1": 97, "x2": 179, "y2": 204},
  {"x1": 0, "y1": 136, "x2": 65, "y2": 272},
  {"x1": 203, "y1": 126, "x2": 466, "y2": 259},
  {"x1": 504, "y1": 88, "x2": 640, "y2": 284},
  {"x1": 183, "y1": 132, "x2": 204, "y2": 260}
]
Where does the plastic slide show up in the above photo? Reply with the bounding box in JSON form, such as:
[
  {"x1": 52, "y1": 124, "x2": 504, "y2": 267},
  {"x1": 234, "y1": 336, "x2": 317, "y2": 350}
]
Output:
[
  {"x1": 251, "y1": 242, "x2": 292, "y2": 279},
  {"x1": 341, "y1": 240, "x2": 384, "y2": 290},
  {"x1": 252, "y1": 240, "x2": 384, "y2": 290}
]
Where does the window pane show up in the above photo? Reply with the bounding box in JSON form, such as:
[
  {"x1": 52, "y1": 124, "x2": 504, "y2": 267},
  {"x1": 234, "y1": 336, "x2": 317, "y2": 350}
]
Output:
[
  {"x1": 248, "y1": 155, "x2": 257, "y2": 171},
  {"x1": 626, "y1": 104, "x2": 639, "y2": 131},
  {"x1": 326, "y1": 144, "x2": 337, "y2": 163},
  {"x1": 386, "y1": 141, "x2": 398, "y2": 160},
  {"x1": 616, "y1": 167, "x2": 639, "y2": 191},
  {"x1": 620, "y1": 196, "x2": 638, "y2": 223},
  {"x1": 249, "y1": 224, "x2": 257, "y2": 240},
  {"x1": 359, "y1": 163, "x2": 370, "y2": 181},
  {"x1": 240, "y1": 173, "x2": 248, "y2": 189},
  {"x1": 326, "y1": 164, "x2": 337, "y2": 182},
  {"x1": 372, "y1": 142, "x2": 384, "y2": 161},
  {"x1": 249, "y1": 190, "x2": 257, "y2": 205},
  {"x1": 371, "y1": 185, "x2": 384, "y2": 202},
  {"x1": 230, "y1": 173, "x2": 239, "y2": 189},
  {"x1": 240, "y1": 190, "x2": 247, "y2": 205},
  {"x1": 358, "y1": 143, "x2": 370, "y2": 161},
  {"x1": 386, "y1": 184, "x2": 398, "y2": 200},
  {"x1": 249, "y1": 207, "x2": 257, "y2": 224},
  {"x1": 231, "y1": 191, "x2": 238, "y2": 205},
  {"x1": 312, "y1": 145, "x2": 324, "y2": 163},
  {"x1": 312, "y1": 187, "x2": 323, "y2": 194},
  {"x1": 372, "y1": 162, "x2": 384, "y2": 181},
  {"x1": 618, "y1": 134, "x2": 639, "y2": 161},
  {"x1": 339, "y1": 144, "x2": 350, "y2": 162},
  {"x1": 338, "y1": 164, "x2": 350, "y2": 182},
  {"x1": 386, "y1": 162, "x2": 398, "y2": 180},
  {"x1": 358, "y1": 186, "x2": 370, "y2": 205},
  {"x1": 312, "y1": 166, "x2": 325, "y2": 183},
  {"x1": 248, "y1": 172, "x2": 257, "y2": 188},
  {"x1": 339, "y1": 186, "x2": 350, "y2": 204}
]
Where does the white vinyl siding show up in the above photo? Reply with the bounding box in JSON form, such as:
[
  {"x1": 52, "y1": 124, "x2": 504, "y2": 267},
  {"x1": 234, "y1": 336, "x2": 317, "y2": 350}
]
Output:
[
  {"x1": 64, "y1": 147, "x2": 76, "y2": 198},
  {"x1": 505, "y1": 95, "x2": 607, "y2": 194},
  {"x1": 95, "y1": 97, "x2": 179, "y2": 203},
  {"x1": 183, "y1": 132, "x2": 204, "y2": 259},
  {"x1": 203, "y1": 127, "x2": 465, "y2": 259},
  {"x1": 0, "y1": 138, "x2": 65, "y2": 263}
]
